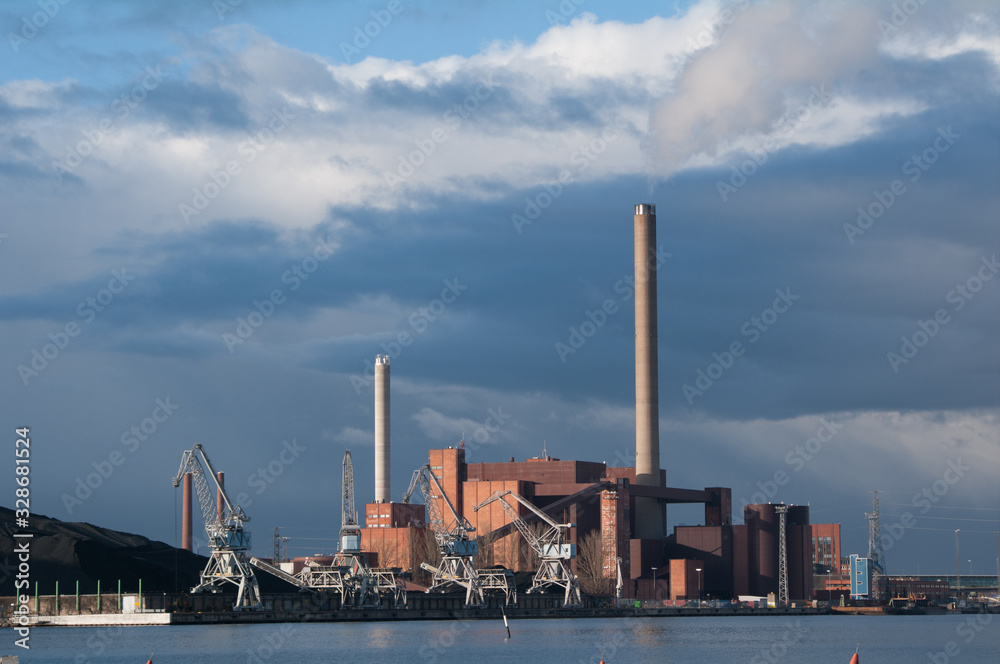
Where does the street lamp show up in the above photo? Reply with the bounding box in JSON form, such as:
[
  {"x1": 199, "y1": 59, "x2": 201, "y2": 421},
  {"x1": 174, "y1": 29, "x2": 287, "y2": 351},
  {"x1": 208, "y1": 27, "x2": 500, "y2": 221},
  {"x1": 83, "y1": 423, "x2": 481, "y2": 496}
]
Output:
[
  {"x1": 956, "y1": 529, "x2": 961, "y2": 604},
  {"x1": 695, "y1": 567, "x2": 703, "y2": 607}
]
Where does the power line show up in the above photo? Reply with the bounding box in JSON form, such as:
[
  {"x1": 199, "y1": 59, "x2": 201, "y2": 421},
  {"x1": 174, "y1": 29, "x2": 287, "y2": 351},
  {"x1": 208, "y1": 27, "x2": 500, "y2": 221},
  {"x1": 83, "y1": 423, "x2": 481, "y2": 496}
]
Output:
[
  {"x1": 898, "y1": 526, "x2": 1000, "y2": 534},
  {"x1": 883, "y1": 503, "x2": 1000, "y2": 512},
  {"x1": 876, "y1": 491, "x2": 1000, "y2": 498},
  {"x1": 882, "y1": 514, "x2": 1000, "y2": 523}
]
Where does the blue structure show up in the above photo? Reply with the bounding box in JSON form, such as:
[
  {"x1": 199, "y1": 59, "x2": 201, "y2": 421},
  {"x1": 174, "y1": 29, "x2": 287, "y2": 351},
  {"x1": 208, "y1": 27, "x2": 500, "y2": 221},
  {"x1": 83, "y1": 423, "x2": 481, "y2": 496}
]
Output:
[{"x1": 850, "y1": 554, "x2": 872, "y2": 599}]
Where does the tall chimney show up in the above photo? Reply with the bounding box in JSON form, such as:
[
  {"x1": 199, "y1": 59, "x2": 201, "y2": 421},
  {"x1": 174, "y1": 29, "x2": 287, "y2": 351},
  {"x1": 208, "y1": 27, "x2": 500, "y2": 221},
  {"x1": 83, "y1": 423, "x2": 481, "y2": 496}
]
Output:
[
  {"x1": 634, "y1": 203, "x2": 663, "y2": 539},
  {"x1": 182, "y1": 472, "x2": 193, "y2": 551},
  {"x1": 374, "y1": 354, "x2": 390, "y2": 503}
]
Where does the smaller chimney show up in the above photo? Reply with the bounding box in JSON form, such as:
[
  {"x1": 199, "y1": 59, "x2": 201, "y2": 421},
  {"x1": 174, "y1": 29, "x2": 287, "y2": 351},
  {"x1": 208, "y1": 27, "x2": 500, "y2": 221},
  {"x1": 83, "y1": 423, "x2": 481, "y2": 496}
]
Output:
[
  {"x1": 182, "y1": 472, "x2": 193, "y2": 551},
  {"x1": 374, "y1": 354, "x2": 391, "y2": 503},
  {"x1": 216, "y1": 471, "x2": 225, "y2": 524}
]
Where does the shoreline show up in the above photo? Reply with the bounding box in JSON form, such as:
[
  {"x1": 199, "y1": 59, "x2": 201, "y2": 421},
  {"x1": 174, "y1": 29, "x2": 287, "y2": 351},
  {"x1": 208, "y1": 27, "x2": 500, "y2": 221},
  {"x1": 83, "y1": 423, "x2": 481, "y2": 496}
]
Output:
[{"x1": 26, "y1": 605, "x2": 833, "y2": 627}]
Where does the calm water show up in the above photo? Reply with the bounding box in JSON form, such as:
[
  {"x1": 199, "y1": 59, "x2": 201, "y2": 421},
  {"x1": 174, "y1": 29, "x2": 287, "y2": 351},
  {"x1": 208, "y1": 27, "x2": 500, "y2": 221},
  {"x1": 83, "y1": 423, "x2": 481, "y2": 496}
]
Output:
[{"x1": 19, "y1": 613, "x2": 999, "y2": 663}]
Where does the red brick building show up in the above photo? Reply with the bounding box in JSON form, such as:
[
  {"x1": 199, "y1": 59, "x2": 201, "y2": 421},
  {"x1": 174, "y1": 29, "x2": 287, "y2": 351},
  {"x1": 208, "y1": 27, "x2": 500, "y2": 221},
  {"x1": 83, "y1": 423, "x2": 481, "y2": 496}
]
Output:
[
  {"x1": 811, "y1": 523, "x2": 841, "y2": 571},
  {"x1": 359, "y1": 446, "x2": 817, "y2": 601}
]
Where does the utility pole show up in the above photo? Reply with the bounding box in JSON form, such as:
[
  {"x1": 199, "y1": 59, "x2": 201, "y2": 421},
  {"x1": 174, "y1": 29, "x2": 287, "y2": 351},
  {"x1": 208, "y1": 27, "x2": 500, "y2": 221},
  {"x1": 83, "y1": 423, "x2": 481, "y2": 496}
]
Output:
[
  {"x1": 993, "y1": 531, "x2": 999, "y2": 601},
  {"x1": 776, "y1": 504, "x2": 789, "y2": 607},
  {"x1": 273, "y1": 527, "x2": 290, "y2": 563},
  {"x1": 955, "y1": 529, "x2": 961, "y2": 603}
]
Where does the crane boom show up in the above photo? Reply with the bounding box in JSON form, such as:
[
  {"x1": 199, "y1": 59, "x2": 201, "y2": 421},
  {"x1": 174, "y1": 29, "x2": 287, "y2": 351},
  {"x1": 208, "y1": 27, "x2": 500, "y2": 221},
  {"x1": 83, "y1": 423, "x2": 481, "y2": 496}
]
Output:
[
  {"x1": 403, "y1": 464, "x2": 476, "y2": 555},
  {"x1": 475, "y1": 490, "x2": 573, "y2": 559},
  {"x1": 402, "y1": 463, "x2": 482, "y2": 606},
  {"x1": 341, "y1": 450, "x2": 361, "y2": 551},
  {"x1": 474, "y1": 490, "x2": 582, "y2": 606},
  {"x1": 172, "y1": 443, "x2": 261, "y2": 610}
]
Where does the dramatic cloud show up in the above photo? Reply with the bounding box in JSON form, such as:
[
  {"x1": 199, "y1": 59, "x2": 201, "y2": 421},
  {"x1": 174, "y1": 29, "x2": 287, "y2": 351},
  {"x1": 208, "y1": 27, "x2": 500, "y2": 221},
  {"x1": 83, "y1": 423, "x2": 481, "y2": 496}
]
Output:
[{"x1": 1, "y1": 0, "x2": 997, "y2": 572}]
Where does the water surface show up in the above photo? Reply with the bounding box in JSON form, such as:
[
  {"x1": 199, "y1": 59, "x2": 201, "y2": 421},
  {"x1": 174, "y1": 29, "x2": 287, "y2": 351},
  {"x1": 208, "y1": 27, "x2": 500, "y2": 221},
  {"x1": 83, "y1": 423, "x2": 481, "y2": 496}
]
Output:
[{"x1": 21, "y1": 612, "x2": 999, "y2": 663}]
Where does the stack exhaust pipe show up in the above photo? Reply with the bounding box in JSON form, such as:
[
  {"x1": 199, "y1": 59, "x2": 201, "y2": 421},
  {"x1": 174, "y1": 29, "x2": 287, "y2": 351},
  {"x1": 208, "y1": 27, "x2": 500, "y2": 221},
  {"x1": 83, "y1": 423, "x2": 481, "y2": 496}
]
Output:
[
  {"x1": 374, "y1": 354, "x2": 390, "y2": 503},
  {"x1": 182, "y1": 472, "x2": 193, "y2": 551},
  {"x1": 633, "y1": 203, "x2": 663, "y2": 539}
]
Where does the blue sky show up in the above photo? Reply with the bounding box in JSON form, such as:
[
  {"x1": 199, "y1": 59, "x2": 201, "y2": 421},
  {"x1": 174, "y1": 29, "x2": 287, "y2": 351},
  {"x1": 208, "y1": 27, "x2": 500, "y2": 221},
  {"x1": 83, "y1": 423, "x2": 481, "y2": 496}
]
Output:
[{"x1": 1, "y1": 0, "x2": 998, "y2": 578}]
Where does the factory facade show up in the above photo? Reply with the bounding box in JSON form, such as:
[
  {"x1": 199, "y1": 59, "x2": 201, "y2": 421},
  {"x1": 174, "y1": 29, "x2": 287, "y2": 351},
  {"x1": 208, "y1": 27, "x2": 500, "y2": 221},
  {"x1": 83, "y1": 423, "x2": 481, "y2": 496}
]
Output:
[{"x1": 359, "y1": 444, "x2": 815, "y2": 601}]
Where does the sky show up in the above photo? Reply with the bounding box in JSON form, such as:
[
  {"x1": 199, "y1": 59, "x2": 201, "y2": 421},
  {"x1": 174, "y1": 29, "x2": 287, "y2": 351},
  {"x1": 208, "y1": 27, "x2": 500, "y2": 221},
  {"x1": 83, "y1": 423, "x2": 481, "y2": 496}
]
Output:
[{"x1": 1, "y1": 0, "x2": 998, "y2": 578}]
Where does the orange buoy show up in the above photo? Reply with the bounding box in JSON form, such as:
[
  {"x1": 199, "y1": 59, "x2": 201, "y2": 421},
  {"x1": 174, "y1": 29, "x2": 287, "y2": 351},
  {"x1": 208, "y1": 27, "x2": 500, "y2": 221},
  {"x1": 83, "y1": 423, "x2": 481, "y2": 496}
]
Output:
[{"x1": 849, "y1": 654, "x2": 859, "y2": 664}]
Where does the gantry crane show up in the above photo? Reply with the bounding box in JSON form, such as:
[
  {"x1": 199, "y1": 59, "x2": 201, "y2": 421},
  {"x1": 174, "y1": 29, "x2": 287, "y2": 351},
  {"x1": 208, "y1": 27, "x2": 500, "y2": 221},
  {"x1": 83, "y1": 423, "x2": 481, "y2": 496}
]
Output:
[
  {"x1": 402, "y1": 464, "x2": 484, "y2": 606},
  {"x1": 475, "y1": 490, "x2": 582, "y2": 607},
  {"x1": 331, "y1": 450, "x2": 380, "y2": 608},
  {"x1": 250, "y1": 450, "x2": 405, "y2": 608},
  {"x1": 172, "y1": 443, "x2": 262, "y2": 610}
]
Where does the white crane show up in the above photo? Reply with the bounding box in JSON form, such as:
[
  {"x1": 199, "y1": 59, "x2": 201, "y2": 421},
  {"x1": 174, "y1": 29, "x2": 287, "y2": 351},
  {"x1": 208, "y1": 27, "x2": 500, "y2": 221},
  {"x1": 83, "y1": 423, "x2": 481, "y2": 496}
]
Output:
[
  {"x1": 172, "y1": 443, "x2": 262, "y2": 610},
  {"x1": 331, "y1": 450, "x2": 379, "y2": 608},
  {"x1": 475, "y1": 490, "x2": 582, "y2": 607},
  {"x1": 339, "y1": 449, "x2": 361, "y2": 552},
  {"x1": 402, "y1": 464, "x2": 483, "y2": 606},
  {"x1": 250, "y1": 451, "x2": 404, "y2": 608}
]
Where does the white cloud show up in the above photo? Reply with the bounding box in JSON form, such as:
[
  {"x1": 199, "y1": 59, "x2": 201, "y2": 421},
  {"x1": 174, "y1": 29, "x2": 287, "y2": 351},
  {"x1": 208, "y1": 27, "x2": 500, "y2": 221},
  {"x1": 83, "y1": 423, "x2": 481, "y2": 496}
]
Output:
[
  {"x1": 4, "y1": 0, "x2": 992, "y2": 259},
  {"x1": 328, "y1": 426, "x2": 374, "y2": 447},
  {"x1": 670, "y1": 408, "x2": 1000, "y2": 508},
  {"x1": 412, "y1": 406, "x2": 481, "y2": 443}
]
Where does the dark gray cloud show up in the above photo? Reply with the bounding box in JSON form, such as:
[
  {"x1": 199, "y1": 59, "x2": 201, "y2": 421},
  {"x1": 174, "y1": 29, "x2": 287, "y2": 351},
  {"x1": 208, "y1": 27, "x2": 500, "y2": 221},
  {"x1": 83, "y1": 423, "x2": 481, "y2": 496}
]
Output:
[
  {"x1": 5, "y1": 82, "x2": 994, "y2": 424},
  {"x1": 1, "y1": 2, "x2": 997, "y2": 577}
]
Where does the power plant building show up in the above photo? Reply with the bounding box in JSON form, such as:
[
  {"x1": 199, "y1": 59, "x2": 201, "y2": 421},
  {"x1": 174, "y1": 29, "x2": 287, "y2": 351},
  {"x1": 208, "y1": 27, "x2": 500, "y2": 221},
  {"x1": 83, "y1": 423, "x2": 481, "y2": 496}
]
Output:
[
  {"x1": 354, "y1": 204, "x2": 816, "y2": 602},
  {"x1": 361, "y1": 443, "x2": 813, "y2": 601}
]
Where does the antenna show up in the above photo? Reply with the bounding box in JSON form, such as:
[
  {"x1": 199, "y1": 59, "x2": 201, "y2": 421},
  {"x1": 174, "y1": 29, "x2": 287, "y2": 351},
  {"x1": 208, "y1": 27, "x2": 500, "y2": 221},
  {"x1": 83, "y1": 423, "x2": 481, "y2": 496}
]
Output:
[{"x1": 867, "y1": 490, "x2": 886, "y2": 600}]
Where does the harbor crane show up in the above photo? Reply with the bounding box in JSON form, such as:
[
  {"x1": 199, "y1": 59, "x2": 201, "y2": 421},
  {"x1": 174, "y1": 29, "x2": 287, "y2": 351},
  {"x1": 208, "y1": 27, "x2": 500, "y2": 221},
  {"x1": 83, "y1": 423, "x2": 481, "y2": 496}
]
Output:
[
  {"x1": 250, "y1": 450, "x2": 405, "y2": 608},
  {"x1": 340, "y1": 450, "x2": 361, "y2": 544},
  {"x1": 331, "y1": 450, "x2": 404, "y2": 608},
  {"x1": 172, "y1": 443, "x2": 262, "y2": 610},
  {"x1": 402, "y1": 464, "x2": 484, "y2": 606},
  {"x1": 475, "y1": 490, "x2": 582, "y2": 607}
]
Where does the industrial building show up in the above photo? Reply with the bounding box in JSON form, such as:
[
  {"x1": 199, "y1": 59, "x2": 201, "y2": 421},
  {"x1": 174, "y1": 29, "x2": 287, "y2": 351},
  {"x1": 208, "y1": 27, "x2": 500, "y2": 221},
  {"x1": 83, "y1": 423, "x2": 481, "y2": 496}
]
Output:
[
  {"x1": 350, "y1": 204, "x2": 818, "y2": 603},
  {"x1": 160, "y1": 203, "x2": 987, "y2": 611},
  {"x1": 169, "y1": 204, "x2": 824, "y2": 604},
  {"x1": 357, "y1": 443, "x2": 816, "y2": 602}
]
